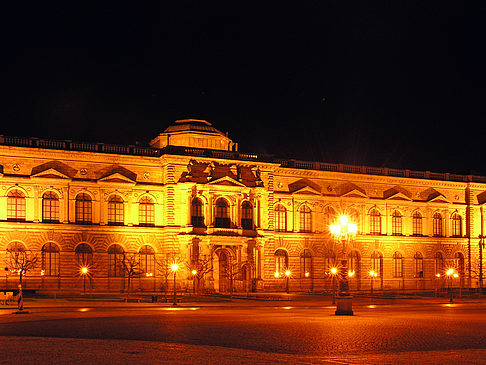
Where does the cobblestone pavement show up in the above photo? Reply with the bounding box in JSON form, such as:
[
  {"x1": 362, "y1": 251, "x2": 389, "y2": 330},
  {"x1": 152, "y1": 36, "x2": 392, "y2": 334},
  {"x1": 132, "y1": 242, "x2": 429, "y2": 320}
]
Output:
[{"x1": 1, "y1": 299, "x2": 486, "y2": 364}]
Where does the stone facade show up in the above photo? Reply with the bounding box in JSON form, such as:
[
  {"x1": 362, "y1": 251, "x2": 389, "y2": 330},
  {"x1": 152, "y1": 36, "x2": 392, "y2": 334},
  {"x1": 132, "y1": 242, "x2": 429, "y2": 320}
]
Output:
[{"x1": 1, "y1": 119, "x2": 485, "y2": 294}]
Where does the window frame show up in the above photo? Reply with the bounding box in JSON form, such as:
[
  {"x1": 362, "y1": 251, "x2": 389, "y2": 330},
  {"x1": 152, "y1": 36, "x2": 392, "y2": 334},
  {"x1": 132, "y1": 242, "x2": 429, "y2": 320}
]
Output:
[
  {"x1": 139, "y1": 196, "x2": 155, "y2": 227},
  {"x1": 42, "y1": 191, "x2": 60, "y2": 223},
  {"x1": 7, "y1": 189, "x2": 26, "y2": 222}
]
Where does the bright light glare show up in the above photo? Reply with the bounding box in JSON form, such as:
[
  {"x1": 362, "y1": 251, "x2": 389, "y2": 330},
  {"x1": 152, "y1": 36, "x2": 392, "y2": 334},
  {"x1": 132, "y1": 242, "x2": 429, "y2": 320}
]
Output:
[
  {"x1": 330, "y1": 224, "x2": 340, "y2": 235},
  {"x1": 285, "y1": 270, "x2": 291, "y2": 277},
  {"x1": 305, "y1": 271, "x2": 310, "y2": 277},
  {"x1": 436, "y1": 273, "x2": 441, "y2": 278},
  {"x1": 446, "y1": 268, "x2": 454, "y2": 276},
  {"x1": 330, "y1": 267, "x2": 337, "y2": 274},
  {"x1": 171, "y1": 264, "x2": 179, "y2": 271},
  {"x1": 348, "y1": 270, "x2": 355, "y2": 277},
  {"x1": 453, "y1": 273, "x2": 459, "y2": 278},
  {"x1": 81, "y1": 267, "x2": 88, "y2": 274},
  {"x1": 339, "y1": 215, "x2": 348, "y2": 226},
  {"x1": 274, "y1": 272, "x2": 280, "y2": 278},
  {"x1": 192, "y1": 270, "x2": 197, "y2": 275},
  {"x1": 348, "y1": 223, "x2": 357, "y2": 234}
]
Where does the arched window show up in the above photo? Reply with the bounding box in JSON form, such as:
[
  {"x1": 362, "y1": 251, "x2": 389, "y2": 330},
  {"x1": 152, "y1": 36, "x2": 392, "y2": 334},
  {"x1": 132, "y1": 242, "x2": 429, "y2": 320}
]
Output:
[
  {"x1": 324, "y1": 250, "x2": 337, "y2": 273},
  {"x1": 300, "y1": 249, "x2": 312, "y2": 278},
  {"x1": 434, "y1": 252, "x2": 444, "y2": 275},
  {"x1": 108, "y1": 244, "x2": 125, "y2": 277},
  {"x1": 323, "y1": 206, "x2": 337, "y2": 232},
  {"x1": 348, "y1": 251, "x2": 360, "y2": 275},
  {"x1": 393, "y1": 252, "x2": 403, "y2": 278},
  {"x1": 42, "y1": 243, "x2": 60, "y2": 277},
  {"x1": 139, "y1": 196, "x2": 155, "y2": 226},
  {"x1": 433, "y1": 213, "x2": 443, "y2": 237},
  {"x1": 42, "y1": 191, "x2": 60, "y2": 223},
  {"x1": 413, "y1": 211, "x2": 423, "y2": 236},
  {"x1": 414, "y1": 252, "x2": 424, "y2": 278},
  {"x1": 274, "y1": 249, "x2": 288, "y2": 274},
  {"x1": 392, "y1": 211, "x2": 402, "y2": 235},
  {"x1": 5, "y1": 242, "x2": 28, "y2": 278},
  {"x1": 241, "y1": 201, "x2": 253, "y2": 230},
  {"x1": 452, "y1": 213, "x2": 462, "y2": 237},
  {"x1": 7, "y1": 189, "x2": 26, "y2": 221},
  {"x1": 299, "y1": 205, "x2": 312, "y2": 233},
  {"x1": 139, "y1": 245, "x2": 155, "y2": 276},
  {"x1": 108, "y1": 195, "x2": 124, "y2": 226},
  {"x1": 454, "y1": 252, "x2": 465, "y2": 276},
  {"x1": 191, "y1": 198, "x2": 204, "y2": 227},
  {"x1": 215, "y1": 198, "x2": 230, "y2": 228},
  {"x1": 369, "y1": 209, "x2": 381, "y2": 235},
  {"x1": 371, "y1": 251, "x2": 383, "y2": 277},
  {"x1": 75, "y1": 243, "x2": 93, "y2": 267},
  {"x1": 275, "y1": 204, "x2": 287, "y2": 232},
  {"x1": 348, "y1": 208, "x2": 360, "y2": 232},
  {"x1": 75, "y1": 193, "x2": 92, "y2": 224}
]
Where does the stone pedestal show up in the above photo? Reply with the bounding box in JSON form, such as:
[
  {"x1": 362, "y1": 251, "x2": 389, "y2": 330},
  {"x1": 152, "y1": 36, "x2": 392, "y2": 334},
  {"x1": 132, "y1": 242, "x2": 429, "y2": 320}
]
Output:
[{"x1": 335, "y1": 295, "x2": 354, "y2": 316}]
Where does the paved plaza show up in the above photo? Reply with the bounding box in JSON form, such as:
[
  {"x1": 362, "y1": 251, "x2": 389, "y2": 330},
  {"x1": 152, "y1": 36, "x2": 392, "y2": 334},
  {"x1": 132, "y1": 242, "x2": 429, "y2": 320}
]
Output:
[{"x1": 1, "y1": 295, "x2": 486, "y2": 364}]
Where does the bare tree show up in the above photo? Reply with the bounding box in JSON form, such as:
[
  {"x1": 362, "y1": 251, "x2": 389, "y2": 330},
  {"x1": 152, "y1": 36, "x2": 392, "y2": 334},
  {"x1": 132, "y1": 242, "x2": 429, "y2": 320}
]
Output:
[
  {"x1": 6, "y1": 247, "x2": 39, "y2": 286},
  {"x1": 222, "y1": 259, "x2": 252, "y2": 297},
  {"x1": 156, "y1": 254, "x2": 182, "y2": 301},
  {"x1": 121, "y1": 253, "x2": 144, "y2": 299},
  {"x1": 187, "y1": 255, "x2": 212, "y2": 296}
]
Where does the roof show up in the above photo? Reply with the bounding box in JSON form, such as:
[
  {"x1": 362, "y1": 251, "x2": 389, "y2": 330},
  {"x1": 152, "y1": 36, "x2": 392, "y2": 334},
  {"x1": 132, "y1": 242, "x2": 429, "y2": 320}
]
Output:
[{"x1": 163, "y1": 119, "x2": 225, "y2": 136}]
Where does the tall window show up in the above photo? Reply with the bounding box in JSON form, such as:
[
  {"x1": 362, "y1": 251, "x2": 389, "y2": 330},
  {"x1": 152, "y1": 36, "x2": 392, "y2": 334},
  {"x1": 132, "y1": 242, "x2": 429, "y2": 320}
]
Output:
[
  {"x1": 42, "y1": 243, "x2": 60, "y2": 277},
  {"x1": 300, "y1": 249, "x2": 312, "y2": 278},
  {"x1": 191, "y1": 198, "x2": 204, "y2": 227},
  {"x1": 299, "y1": 205, "x2": 312, "y2": 233},
  {"x1": 323, "y1": 206, "x2": 336, "y2": 232},
  {"x1": 75, "y1": 193, "x2": 92, "y2": 224},
  {"x1": 139, "y1": 245, "x2": 155, "y2": 276},
  {"x1": 452, "y1": 213, "x2": 462, "y2": 237},
  {"x1": 371, "y1": 251, "x2": 383, "y2": 277},
  {"x1": 393, "y1": 251, "x2": 403, "y2": 278},
  {"x1": 241, "y1": 201, "x2": 253, "y2": 230},
  {"x1": 274, "y1": 249, "x2": 288, "y2": 274},
  {"x1": 413, "y1": 211, "x2": 423, "y2": 236},
  {"x1": 108, "y1": 195, "x2": 124, "y2": 226},
  {"x1": 215, "y1": 198, "x2": 230, "y2": 228},
  {"x1": 414, "y1": 252, "x2": 424, "y2": 278},
  {"x1": 139, "y1": 196, "x2": 155, "y2": 226},
  {"x1": 7, "y1": 189, "x2": 26, "y2": 221},
  {"x1": 275, "y1": 204, "x2": 287, "y2": 232},
  {"x1": 348, "y1": 251, "x2": 360, "y2": 275},
  {"x1": 391, "y1": 211, "x2": 402, "y2": 235},
  {"x1": 108, "y1": 244, "x2": 125, "y2": 277},
  {"x1": 434, "y1": 252, "x2": 444, "y2": 275},
  {"x1": 369, "y1": 209, "x2": 381, "y2": 235},
  {"x1": 433, "y1": 213, "x2": 443, "y2": 237},
  {"x1": 454, "y1": 252, "x2": 465, "y2": 276},
  {"x1": 42, "y1": 191, "x2": 60, "y2": 223},
  {"x1": 324, "y1": 250, "x2": 337, "y2": 272},
  {"x1": 75, "y1": 243, "x2": 93, "y2": 267}
]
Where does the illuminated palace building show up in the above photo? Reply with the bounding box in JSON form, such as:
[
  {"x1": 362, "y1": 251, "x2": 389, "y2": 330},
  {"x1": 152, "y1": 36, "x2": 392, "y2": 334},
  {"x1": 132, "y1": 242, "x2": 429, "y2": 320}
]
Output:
[{"x1": 1, "y1": 119, "x2": 485, "y2": 294}]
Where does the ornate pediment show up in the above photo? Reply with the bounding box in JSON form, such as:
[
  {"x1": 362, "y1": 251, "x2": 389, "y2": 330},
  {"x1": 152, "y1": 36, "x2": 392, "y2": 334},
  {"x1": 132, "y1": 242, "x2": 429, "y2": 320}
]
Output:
[
  {"x1": 384, "y1": 186, "x2": 412, "y2": 201},
  {"x1": 207, "y1": 176, "x2": 246, "y2": 187},
  {"x1": 31, "y1": 161, "x2": 76, "y2": 179},
  {"x1": 337, "y1": 182, "x2": 368, "y2": 198},
  {"x1": 288, "y1": 179, "x2": 321, "y2": 195},
  {"x1": 97, "y1": 165, "x2": 137, "y2": 184},
  {"x1": 420, "y1": 188, "x2": 450, "y2": 203}
]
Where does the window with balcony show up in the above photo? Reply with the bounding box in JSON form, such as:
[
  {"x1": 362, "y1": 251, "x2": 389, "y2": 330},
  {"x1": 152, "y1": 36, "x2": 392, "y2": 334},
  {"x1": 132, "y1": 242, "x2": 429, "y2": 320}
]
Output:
[
  {"x1": 241, "y1": 201, "x2": 253, "y2": 230},
  {"x1": 215, "y1": 198, "x2": 230, "y2": 228},
  {"x1": 191, "y1": 198, "x2": 205, "y2": 227}
]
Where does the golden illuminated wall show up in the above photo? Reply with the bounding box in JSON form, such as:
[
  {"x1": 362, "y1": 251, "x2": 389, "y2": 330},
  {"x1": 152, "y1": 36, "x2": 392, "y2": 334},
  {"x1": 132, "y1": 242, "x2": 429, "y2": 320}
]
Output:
[{"x1": 0, "y1": 132, "x2": 485, "y2": 293}]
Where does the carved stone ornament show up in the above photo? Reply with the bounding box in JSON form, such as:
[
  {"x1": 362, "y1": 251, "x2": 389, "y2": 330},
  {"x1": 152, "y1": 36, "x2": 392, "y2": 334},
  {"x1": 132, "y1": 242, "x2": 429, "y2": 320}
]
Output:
[
  {"x1": 143, "y1": 172, "x2": 150, "y2": 180},
  {"x1": 80, "y1": 168, "x2": 88, "y2": 176},
  {"x1": 277, "y1": 182, "x2": 283, "y2": 189},
  {"x1": 13, "y1": 163, "x2": 20, "y2": 172}
]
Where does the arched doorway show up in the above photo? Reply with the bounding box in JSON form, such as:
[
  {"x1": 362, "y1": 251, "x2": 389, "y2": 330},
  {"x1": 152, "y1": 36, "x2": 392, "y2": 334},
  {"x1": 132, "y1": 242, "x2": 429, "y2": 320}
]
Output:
[{"x1": 213, "y1": 249, "x2": 231, "y2": 293}]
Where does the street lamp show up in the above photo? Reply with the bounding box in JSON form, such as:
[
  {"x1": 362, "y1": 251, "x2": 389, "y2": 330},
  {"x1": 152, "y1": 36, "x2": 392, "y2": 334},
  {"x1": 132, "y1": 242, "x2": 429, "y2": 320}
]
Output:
[
  {"x1": 285, "y1": 270, "x2": 291, "y2": 294},
  {"x1": 171, "y1": 263, "x2": 179, "y2": 306},
  {"x1": 330, "y1": 215, "x2": 357, "y2": 315},
  {"x1": 192, "y1": 269, "x2": 197, "y2": 294},
  {"x1": 369, "y1": 270, "x2": 378, "y2": 296},
  {"x1": 81, "y1": 267, "x2": 88, "y2": 294},
  {"x1": 446, "y1": 268, "x2": 455, "y2": 303},
  {"x1": 330, "y1": 267, "x2": 338, "y2": 304}
]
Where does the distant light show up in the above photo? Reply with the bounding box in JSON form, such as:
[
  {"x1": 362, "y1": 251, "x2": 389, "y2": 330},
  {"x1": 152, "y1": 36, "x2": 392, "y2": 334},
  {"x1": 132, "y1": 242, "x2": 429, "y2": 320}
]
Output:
[
  {"x1": 171, "y1": 264, "x2": 179, "y2": 272},
  {"x1": 81, "y1": 267, "x2": 88, "y2": 275},
  {"x1": 446, "y1": 268, "x2": 454, "y2": 276},
  {"x1": 436, "y1": 273, "x2": 441, "y2": 278},
  {"x1": 285, "y1": 270, "x2": 291, "y2": 277},
  {"x1": 274, "y1": 272, "x2": 280, "y2": 278},
  {"x1": 304, "y1": 271, "x2": 310, "y2": 277},
  {"x1": 192, "y1": 270, "x2": 197, "y2": 275},
  {"x1": 339, "y1": 215, "x2": 348, "y2": 226},
  {"x1": 348, "y1": 223, "x2": 357, "y2": 234},
  {"x1": 40, "y1": 270, "x2": 45, "y2": 276},
  {"x1": 348, "y1": 270, "x2": 355, "y2": 277},
  {"x1": 330, "y1": 267, "x2": 338, "y2": 275},
  {"x1": 453, "y1": 273, "x2": 459, "y2": 278}
]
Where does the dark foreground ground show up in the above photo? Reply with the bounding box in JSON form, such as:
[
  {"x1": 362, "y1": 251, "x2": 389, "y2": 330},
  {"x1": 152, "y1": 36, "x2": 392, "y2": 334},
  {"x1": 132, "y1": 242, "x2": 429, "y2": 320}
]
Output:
[{"x1": 1, "y1": 295, "x2": 486, "y2": 364}]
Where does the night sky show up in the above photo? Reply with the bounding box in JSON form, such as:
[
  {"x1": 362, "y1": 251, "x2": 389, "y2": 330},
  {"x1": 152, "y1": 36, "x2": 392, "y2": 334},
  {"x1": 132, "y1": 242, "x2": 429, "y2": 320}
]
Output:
[{"x1": 1, "y1": 2, "x2": 485, "y2": 175}]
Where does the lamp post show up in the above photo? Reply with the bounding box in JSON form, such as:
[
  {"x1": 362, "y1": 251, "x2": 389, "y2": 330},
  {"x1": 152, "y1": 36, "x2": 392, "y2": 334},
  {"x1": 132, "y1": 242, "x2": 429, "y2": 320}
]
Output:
[
  {"x1": 446, "y1": 268, "x2": 454, "y2": 303},
  {"x1": 4, "y1": 267, "x2": 8, "y2": 290},
  {"x1": 171, "y1": 264, "x2": 179, "y2": 306},
  {"x1": 369, "y1": 270, "x2": 378, "y2": 296},
  {"x1": 330, "y1": 215, "x2": 357, "y2": 315},
  {"x1": 330, "y1": 267, "x2": 338, "y2": 304},
  {"x1": 192, "y1": 269, "x2": 197, "y2": 295},
  {"x1": 81, "y1": 267, "x2": 88, "y2": 294},
  {"x1": 285, "y1": 270, "x2": 291, "y2": 294}
]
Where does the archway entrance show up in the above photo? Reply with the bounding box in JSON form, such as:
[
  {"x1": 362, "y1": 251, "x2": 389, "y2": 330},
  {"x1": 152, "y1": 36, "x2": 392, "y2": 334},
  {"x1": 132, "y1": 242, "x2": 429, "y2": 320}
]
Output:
[{"x1": 213, "y1": 249, "x2": 231, "y2": 293}]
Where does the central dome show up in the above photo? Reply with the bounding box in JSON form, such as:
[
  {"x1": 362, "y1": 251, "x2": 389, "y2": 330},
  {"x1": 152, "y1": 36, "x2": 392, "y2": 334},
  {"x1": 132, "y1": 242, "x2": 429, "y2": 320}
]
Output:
[{"x1": 150, "y1": 119, "x2": 238, "y2": 151}]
